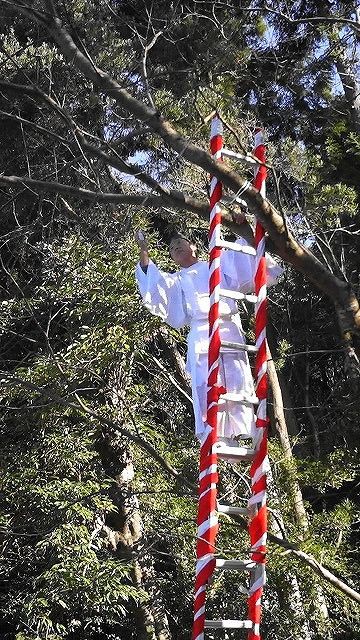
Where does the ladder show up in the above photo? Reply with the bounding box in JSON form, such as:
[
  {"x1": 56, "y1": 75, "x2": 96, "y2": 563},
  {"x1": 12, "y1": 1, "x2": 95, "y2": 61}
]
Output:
[{"x1": 192, "y1": 116, "x2": 269, "y2": 640}]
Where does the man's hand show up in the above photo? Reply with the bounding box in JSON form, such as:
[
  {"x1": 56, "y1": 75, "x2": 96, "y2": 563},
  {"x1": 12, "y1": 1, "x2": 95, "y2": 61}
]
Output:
[
  {"x1": 135, "y1": 230, "x2": 149, "y2": 269},
  {"x1": 135, "y1": 229, "x2": 148, "y2": 251}
]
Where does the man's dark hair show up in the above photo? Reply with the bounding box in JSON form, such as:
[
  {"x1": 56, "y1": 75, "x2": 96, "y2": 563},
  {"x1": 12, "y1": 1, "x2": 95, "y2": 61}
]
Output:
[
  {"x1": 168, "y1": 230, "x2": 191, "y2": 245},
  {"x1": 166, "y1": 225, "x2": 198, "y2": 244}
]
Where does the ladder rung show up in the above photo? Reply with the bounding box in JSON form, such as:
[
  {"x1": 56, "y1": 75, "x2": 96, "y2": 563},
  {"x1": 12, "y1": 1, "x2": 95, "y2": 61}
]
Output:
[
  {"x1": 219, "y1": 392, "x2": 259, "y2": 406},
  {"x1": 221, "y1": 340, "x2": 258, "y2": 353},
  {"x1": 216, "y1": 559, "x2": 256, "y2": 570},
  {"x1": 217, "y1": 503, "x2": 249, "y2": 516},
  {"x1": 216, "y1": 239, "x2": 256, "y2": 255},
  {"x1": 213, "y1": 444, "x2": 255, "y2": 462},
  {"x1": 205, "y1": 620, "x2": 253, "y2": 630},
  {"x1": 219, "y1": 288, "x2": 257, "y2": 303},
  {"x1": 222, "y1": 148, "x2": 258, "y2": 165}
]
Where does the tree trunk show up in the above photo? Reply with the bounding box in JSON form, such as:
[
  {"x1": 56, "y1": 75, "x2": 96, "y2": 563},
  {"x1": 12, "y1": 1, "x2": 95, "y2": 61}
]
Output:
[{"x1": 267, "y1": 351, "x2": 329, "y2": 628}]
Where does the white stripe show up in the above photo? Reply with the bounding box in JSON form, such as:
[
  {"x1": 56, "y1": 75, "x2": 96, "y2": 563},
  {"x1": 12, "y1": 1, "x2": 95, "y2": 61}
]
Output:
[
  {"x1": 208, "y1": 363, "x2": 219, "y2": 380},
  {"x1": 255, "y1": 328, "x2": 266, "y2": 349},
  {"x1": 199, "y1": 464, "x2": 217, "y2": 481},
  {"x1": 255, "y1": 283, "x2": 267, "y2": 306},
  {"x1": 251, "y1": 531, "x2": 267, "y2": 549},
  {"x1": 209, "y1": 256, "x2": 221, "y2": 276},
  {"x1": 254, "y1": 130, "x2": 264, "y2": 147},
  {"x1": 211, "y1": 117, "x2": 223, "y2": 138},
  {"x1": 209, "y1": 259, "x2": 221, "y2": 275},
  {"x1": 194, "y1": 585, "x2": 206, "y2": 600},
  {"x1": 209, "y1": 290, "x2": 220, "y2": 306},
  {"x1": 251, "y1": 463, "x2": 269, "y2": 486},
  {"x1": 249, "y1": 572, "x2": 266, "y2": 593},
  {"x1": 256, "y1": 399, "x2": 267, "y2": 420},
  {"x1": 209, "y1": 233, "x2": 221, "y2": 251},
  {"x1": 194, "y1": 605, "x2": 206, "y2": 621},
  {"x1": 254, "y1": 623, "x2": 260, "y2": 635},
  {"x1": 256, "y1": 362, "x2": 267, "y2": 382},
  {"x1": 210, "y1": 176, "x2": 218, "y2": 194},
  {"x1": 194, "y1": 633, "x2": 204, "y2": 640},
  {"x1": 209, "y1": 203, "x2": 221, "y2": 221},
  {"x1": 199, "y1": 483, "x2": 217, "y2": 500},
  {"x1": 198, "y1": 514, "x2": 218, "y2": 537},
  {"x1": 252, "y1": 457, "x2": 270, "y2": 483},
  {"x1": 248, "y1": 490, "x2": 266, "y2": 505},
  {"x1": 196, "y1": 554, "x2": 214, "y2": 574}
]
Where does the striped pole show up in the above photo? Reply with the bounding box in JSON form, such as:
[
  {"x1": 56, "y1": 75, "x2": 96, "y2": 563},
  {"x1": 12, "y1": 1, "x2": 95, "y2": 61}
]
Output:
[
  {"x1": 192, "y1": 115, "x2": 223, "y2": 640},
  {"x1": 247, "y1": 128, "x2": 269, "y2": 640}
]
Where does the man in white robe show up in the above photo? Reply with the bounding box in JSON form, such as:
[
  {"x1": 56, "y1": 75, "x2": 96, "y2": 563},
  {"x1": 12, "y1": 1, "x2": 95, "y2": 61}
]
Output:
[{"x1": 135, "y1": 230, "x2": 282, "y2": 443}]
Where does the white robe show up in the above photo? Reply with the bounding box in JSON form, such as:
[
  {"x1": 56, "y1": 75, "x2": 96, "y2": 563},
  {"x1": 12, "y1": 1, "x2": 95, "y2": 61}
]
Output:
[{"x1": 135, "y1": 238, "x2": 283, "y2": 440}]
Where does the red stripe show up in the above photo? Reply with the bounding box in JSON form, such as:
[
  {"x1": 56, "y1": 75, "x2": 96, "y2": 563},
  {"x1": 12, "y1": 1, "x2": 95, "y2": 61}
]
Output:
[
  {"x1": 249, "y1": 504, "x2": 267, "y2": 550},
  {"x1": 209, "y1": 212, "x2": 221, "y2": 239},
  {"x1": 254, "y1": 256, "x2": 267, "y2": 291},
  {"x1": 255, "y1": 221, "x2": 265, "y2": 245},
  {"x1": 209, "y1": 246, "x2": 221, "y2": 262},
  {"x1": 251, "y1": 475, "x2": 266, "y2": 497},
  {"x1": 210, "y1": 134, "x2": 223, "y2": 155},
  {"x1": 210, "y1": 181, "x2": 222, "y2": 206},
  {"x1": 194, "y1": 557, "x2": 216, "y2": 591},
  {"x1": 250, "y1": 433, "x2": 267, "y2": 479},
  {"x1": 256, "y1": 374, "x2": 267, "y2": 400},
  {"x1": 198, "y1": 474, "x2": 218, "y2": 496}
]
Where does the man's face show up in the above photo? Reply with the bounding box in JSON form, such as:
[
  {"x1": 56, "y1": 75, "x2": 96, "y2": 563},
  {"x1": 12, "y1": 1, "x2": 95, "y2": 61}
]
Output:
[{"x1": 169, "y1": 236, "x2": 197, "y2": 267}]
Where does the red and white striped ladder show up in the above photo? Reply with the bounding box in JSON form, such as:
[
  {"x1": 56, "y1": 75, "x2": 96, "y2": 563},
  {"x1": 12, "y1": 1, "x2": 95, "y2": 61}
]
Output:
[{"x1": 192, "y1": 115, "x2": 269, "y2": 640}]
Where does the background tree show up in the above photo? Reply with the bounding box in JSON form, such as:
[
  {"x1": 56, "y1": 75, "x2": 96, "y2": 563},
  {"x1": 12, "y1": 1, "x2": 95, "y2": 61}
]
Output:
[{"x1": 0, "y1": 1, "x2": 359, "y2": 639}]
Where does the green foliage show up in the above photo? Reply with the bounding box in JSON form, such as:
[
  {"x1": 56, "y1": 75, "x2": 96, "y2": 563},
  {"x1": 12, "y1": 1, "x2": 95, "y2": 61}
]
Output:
[{"x1": 0, "y1": 1, "x2": 359, "y2": 639}]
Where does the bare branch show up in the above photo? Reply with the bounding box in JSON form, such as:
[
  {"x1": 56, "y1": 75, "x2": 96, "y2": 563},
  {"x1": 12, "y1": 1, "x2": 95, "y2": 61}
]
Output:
[
  {"x1": 0, "y1": 172, "x2": 210, "y2": 213},
  {"x1": 237, "y1": 4, "x2": 360, "y2": 35}
]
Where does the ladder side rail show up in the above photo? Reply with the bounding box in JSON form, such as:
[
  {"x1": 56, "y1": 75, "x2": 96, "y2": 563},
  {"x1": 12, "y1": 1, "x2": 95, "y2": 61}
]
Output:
[
  {"x1": 247, "y1": 128, "x2": 269, "y2": 640},
  {"x1": 192, "y1": 115, "x2": 223, "y2": 640}
]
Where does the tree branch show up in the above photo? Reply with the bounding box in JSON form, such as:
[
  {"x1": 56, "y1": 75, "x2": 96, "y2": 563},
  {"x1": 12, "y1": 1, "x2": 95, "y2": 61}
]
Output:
[
  {"x1": 0, "y1": 172, "x2": 209, "y2": 215},
  {"x1": 6, "y1": 4, "x2": 358, "y2": 339}
]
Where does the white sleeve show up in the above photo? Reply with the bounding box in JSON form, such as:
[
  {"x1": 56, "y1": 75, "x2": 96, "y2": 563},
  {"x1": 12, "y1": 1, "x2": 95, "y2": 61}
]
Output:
[
  {"x1": 135, "y1": 260, "x2": 189, "y2": 329},
  {"x1": 221, "y1": 237, "x2": 283, "y2": 293}
]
